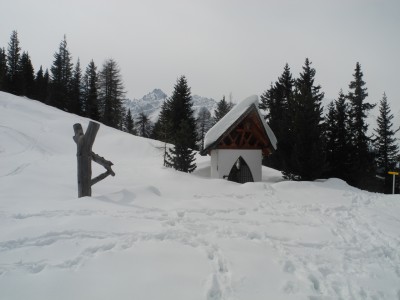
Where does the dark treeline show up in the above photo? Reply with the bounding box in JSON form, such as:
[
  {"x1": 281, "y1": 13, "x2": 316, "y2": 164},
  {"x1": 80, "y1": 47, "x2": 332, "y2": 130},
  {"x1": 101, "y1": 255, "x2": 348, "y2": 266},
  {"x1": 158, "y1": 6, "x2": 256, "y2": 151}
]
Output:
[
  {"x1": 2, "y1": 31, "x2": 399, "y2": 190},
  {"x1": 259, "y1": 59, "x2": 399, "y2": 193},
  {"x1": 0, "y1": 31, "x2": 128, "y2": 131}
]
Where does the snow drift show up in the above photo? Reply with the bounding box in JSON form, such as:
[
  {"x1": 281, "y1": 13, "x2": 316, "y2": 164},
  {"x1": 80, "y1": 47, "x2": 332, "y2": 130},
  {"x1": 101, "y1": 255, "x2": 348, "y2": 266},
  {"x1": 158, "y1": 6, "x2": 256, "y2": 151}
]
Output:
[{"x1": 0, "y1": 92, "x2": 399, "y2": 300}]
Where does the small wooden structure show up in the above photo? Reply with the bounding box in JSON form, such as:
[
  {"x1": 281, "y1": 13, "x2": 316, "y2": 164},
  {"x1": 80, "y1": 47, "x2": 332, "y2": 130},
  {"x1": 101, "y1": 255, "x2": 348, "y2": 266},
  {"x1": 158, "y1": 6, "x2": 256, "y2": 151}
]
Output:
[
  {"x1": 201, "y1": 95, "x2": 276, "y2": 183},
  {"x1": 73, "y1": 121, "x2": 115, "y2": 197}
]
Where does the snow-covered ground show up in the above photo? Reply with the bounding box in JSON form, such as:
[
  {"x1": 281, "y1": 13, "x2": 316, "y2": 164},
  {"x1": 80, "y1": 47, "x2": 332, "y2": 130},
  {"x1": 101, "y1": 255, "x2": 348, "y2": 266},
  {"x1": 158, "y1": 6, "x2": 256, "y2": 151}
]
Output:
[{"x1": 1, "y1": 92, "x2": 400, "y2": 300}]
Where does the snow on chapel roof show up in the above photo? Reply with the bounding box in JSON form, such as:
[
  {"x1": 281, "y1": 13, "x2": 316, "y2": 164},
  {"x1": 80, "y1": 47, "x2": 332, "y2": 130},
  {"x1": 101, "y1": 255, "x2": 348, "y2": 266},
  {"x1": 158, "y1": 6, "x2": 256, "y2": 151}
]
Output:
[{"x1": 203, "y1": 95, "x2": 277, "y2": 152}]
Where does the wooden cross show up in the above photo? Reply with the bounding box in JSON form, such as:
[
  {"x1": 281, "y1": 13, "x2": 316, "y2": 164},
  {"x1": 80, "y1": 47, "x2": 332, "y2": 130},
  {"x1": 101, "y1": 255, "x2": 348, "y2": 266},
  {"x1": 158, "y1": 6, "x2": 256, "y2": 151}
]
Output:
[{"x1": 73, "y1": 121, "x2": 115, "y2": 197}]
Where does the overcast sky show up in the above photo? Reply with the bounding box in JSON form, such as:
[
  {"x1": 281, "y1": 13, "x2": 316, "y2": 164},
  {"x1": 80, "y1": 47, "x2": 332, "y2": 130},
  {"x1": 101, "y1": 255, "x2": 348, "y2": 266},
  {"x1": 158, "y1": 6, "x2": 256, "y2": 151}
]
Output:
[{"x1": 1, "y1": 0, "x2": 399, "y2": 117}]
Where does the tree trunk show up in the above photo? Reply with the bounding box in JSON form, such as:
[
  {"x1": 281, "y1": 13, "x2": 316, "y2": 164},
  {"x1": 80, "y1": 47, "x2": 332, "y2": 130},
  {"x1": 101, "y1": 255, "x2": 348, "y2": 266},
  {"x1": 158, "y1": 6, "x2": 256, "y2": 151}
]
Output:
[{"x1": 73, "y1": 121, "x2": 100, "y2": 197}]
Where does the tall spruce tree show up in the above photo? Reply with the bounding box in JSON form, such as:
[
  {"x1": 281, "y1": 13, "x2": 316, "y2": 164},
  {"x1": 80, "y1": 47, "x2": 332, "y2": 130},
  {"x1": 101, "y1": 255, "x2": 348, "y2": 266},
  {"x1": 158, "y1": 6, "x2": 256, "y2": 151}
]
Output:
[
  {"x1": 34, "y1": 66, "x2": 50, "y2": 102},
  {"x1": 43, "y1": 69, "x2": 50, "y2": 103},
  {"x1": 50, "y1": 35, "x2": 73, "y2": 110},
  {"x1": 165, "y1": 120, "x2": 197, "y2": 173},
  {"x1": 70, "y1": 59, "x2": 83, "y2": 115},
  {"x1": 98, "y1": 58, "x2": 125, "y2": 129},
  {"x1": 213, "y1": 95, "x2": 233, "y2": 124},
  {"x1": 259, "y1": 63, "x2": 294, "y2": 171},
  {"x1": 17, "y1": 51, "x2": 35, "y2": 98},
  {"x1": 124, "y1": 109, "x2": 137, "y2": 135},
  {"x1": 286, "y1": 58, "x2": 326, "y2": 180},
  {"x1": 347, "y1": 62, "x2": 376, "y2": 188},
  {"x1": 374, "y1": 93, "x2": 399, "y2": 193},
  {"x1": 164, "y1": 76, "x2": 197, "y2": 172},
  {"x1": 136, "y1": 112, "x2": 152, "y2": 138},
  {"x1": 82, "y1": 60, "x2": 100, "y2": 121},
  {"x1": 324, "y1": 90, "x2": 352, "y2": 180},
  {"x1": 152, "y1": 99, "x2": 171, "y2": 142},
  {"x1": 0, "y1": 47, "x2": 7, "y2": 91},
  {"x1": 34, "y1": 66, "x2": 44, "y2": 101},
  {"x1": 6, "y1": 30, "x2": 21, "y2": 94}
]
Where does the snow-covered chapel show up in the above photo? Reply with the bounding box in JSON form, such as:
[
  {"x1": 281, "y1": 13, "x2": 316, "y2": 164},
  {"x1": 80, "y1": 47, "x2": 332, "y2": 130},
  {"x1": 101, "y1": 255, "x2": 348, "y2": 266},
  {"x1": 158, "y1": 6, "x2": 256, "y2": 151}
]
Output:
[{"x1": 201, "y1": 95, "x2": 277, "y2": 183}]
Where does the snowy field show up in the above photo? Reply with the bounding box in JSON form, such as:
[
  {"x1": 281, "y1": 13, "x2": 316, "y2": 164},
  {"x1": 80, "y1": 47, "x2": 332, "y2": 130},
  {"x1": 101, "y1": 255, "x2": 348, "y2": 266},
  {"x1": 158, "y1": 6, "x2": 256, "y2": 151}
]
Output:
[{"x1": 1, "y1": 92, "x2": 400, "y2": 300}]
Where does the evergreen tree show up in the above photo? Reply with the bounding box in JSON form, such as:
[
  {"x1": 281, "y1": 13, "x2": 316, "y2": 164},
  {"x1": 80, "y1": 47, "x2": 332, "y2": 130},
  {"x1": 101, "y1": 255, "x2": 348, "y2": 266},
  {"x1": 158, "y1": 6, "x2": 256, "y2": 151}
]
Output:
[
  {"x1": 285, "y1": 58, "x2": 326, "y2": 180},
  {"x1": 34, "y1": 66, "x2": 44, "y2": 100},
  {"x1": 196, "y1": 107, "x2": 213, "y2": 150},
  {"x1": 347, "y1": 62, "x2": 376, "y2": 188},
  {"x1": 70, "y1": 59, "x2": 83, "y2": 115},
  {"x1": 33, "y1": 66, "x2": 50, "y2": 102},
  {"x1": 82, "y1": 60, "x2": 100, "y2": 121},
  {"x1": 213, "y1": 95, "x2": 233, "y2": 124},
  {"x1": 136, "y1": 112, "x2": 152, "y2": 138},
  {"x1": 166, "y1": 76, "x2": 197, "y2": 149},
  {"x1": 17, "y1": 51, "x2": 35, "y2": 98},
  {"x1": 43, "y1": 69, "x2": 50, "y2": 103},
  {"x1": 152, "y1": 99, "x2": 173, "y2": 142},
  {"x1": 259, "y1": 63, "x2": 294, "y2": 171},
  {"x1": 374, "y1": 93, "x2": 399, "y2": 193},
  {"x1": 0, "y1": 47, "x2": 7, "y2": 91},
  {"x1": 164, "y1": 76, "x2": 197, "y2": 172},
  {"x1": 325, "y1": 100, "x2": 337, "y2": 165},
  {"x1": 152, "y1": 99, "x2": 173, "y2": 166},
  {"x1": 6, "y1": 30, "x2": 21, "y2": 94},
  {"x1": 124, "y1": 109, "x2": 137, "y2": 135},
  {"x1": 324, "y1": 90, "x2": 352, "y2": 180},
  {"x1": 165, "y1": 120, "x2": 197, "y2": 173},
  {"x1": 49, "y1": 35, "x2": 73, "y2": 110},
  {"x1": 98, "y1": 58, "x2": 125, "y2": 129}
]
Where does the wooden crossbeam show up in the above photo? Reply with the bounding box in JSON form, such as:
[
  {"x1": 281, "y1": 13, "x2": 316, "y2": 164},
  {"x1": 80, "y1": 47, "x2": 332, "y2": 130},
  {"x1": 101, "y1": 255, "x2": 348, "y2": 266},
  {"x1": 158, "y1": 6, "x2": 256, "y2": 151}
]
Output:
[{"x1": 73, "y1": 121, "x2": 115, "y2": 198}]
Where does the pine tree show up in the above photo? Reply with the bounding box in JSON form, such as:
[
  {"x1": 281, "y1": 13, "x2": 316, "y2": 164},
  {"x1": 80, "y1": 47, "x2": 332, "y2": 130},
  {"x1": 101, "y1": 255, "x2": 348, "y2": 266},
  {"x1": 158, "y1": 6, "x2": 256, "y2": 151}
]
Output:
[
  {"x1": 33, "y1": 66, "x2": 44, "y2": 101},
  {"x1": 124, "y1": 109, "x2": 137, "y2": 135},
  {"x1": 34, "y1": 68, "x2": 50, "y2": 103},
  {"x1": 82, "y1": 60, "x2": 100, "y2": 121},
  {"x1": 152, "y1": 99, "x2": 172, "y2": 142},
  {"x1": 98, "y1": 58, "x2": 125, "y2": 129},
  {"x1": 136, "y1": 112, "x2": 152, "y2": 138},
  {"x1": 152, "y1": 99, "x2": 173, "y2": 166},
  {"x1": 6, "y1": 30, "x2": 21, "y2": 94},
  {"x1": 285, "y1": 58, "x2": 326, "y2": 180},
  {"x1": 70, "y1": 59, "x2": 83, "y2": 115},
  {"x1": 259, "y1": 63, "x2": 294, "y2": 171},
  {"x1": 325, "y1": 100, "x2": 337, "y2": 165},
  {"x1": 17, "y1": 51, "x2": 35, "y2": 98},
  {"x1": 165, "y1": 120, "x2": 197, "y2": 173},
  {"x1": 0, "y1": 47, "x2": 7, "y2": 91},
  {"x1": 50, "y1": 35, "x2": 73, "y2": 110},
  {"x1": 347, "y1": 62, "x2": 376, "y2": 188},
  {"x1": 324, "y1": 90, "x2": 352, "y2": 180},
  {"x1": 374, "y1": 93, "x2": 399, "y2": 193},
  {"x1": 164, "y1": 76, "x2": 197, "y2": 172},
  {"x1": 166, "y1": 76, "x2": 197, "y2": 149},
  {"x1": 43, "y1": 69, "x2": 50, "y2": 103},
  {"x1": 196, "y1": 107, "x2": 213, "y2": 150},
  {"x1": 213, "y1": 95, "x2": 233, "y2": 124}
]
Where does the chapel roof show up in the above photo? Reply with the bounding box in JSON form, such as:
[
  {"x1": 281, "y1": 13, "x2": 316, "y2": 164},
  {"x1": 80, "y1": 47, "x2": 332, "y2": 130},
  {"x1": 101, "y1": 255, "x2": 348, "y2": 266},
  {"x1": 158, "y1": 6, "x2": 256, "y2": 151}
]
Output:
[{"x1": 202, "y1": 95, "x2": 277, "y2": 155}]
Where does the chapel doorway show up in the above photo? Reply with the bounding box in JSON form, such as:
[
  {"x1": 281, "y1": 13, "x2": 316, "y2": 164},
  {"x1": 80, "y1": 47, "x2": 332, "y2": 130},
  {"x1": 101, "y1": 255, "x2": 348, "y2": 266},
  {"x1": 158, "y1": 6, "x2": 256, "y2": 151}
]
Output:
[{"x1": 227, "y1": 156, "x2": 254, "y2": 183}]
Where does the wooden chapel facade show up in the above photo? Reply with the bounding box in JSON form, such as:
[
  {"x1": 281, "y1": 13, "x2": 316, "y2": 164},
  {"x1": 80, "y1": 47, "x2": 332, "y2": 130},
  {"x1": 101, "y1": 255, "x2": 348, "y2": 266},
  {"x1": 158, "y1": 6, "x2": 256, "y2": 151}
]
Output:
[{"x1": 201, "y1": 95, "x2": 277, "y2": 183}]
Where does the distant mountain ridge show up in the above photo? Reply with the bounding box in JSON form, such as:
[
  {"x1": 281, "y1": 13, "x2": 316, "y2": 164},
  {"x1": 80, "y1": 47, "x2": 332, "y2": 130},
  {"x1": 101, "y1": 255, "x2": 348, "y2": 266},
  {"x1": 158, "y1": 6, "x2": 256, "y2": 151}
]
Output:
[{"x1": 125, "y1": 89, "x2": 217, "y2": 123}]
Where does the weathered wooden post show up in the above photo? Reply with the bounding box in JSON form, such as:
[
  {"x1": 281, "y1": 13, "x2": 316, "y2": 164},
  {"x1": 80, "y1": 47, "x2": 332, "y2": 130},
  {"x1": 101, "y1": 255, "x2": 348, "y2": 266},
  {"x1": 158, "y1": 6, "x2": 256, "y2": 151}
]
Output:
[{"x1": 73, "y1": 121, "x2": 115, "y2": 197}]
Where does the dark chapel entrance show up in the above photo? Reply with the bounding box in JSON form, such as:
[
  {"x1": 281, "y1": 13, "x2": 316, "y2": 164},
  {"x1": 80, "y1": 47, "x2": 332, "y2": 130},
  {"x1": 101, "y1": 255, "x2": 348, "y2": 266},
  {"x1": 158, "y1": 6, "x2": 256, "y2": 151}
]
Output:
[{"x1": 227, "y1": 156, "x2": 254, "y2": 183}]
